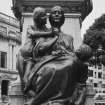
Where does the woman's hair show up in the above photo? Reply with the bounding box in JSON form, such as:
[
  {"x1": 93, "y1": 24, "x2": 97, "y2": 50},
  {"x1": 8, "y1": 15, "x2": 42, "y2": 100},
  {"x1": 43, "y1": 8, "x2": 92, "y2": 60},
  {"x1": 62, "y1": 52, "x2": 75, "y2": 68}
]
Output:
[{"x1": 49, "y1": 6, "x2": 65, "y2": 28}]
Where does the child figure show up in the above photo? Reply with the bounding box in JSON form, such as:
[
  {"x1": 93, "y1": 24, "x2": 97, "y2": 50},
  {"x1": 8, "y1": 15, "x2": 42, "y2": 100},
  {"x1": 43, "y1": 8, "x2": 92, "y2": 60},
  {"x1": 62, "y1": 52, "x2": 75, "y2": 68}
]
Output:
[{"x1": 20, "y1": 7, "x2": 58, "y2": 92}]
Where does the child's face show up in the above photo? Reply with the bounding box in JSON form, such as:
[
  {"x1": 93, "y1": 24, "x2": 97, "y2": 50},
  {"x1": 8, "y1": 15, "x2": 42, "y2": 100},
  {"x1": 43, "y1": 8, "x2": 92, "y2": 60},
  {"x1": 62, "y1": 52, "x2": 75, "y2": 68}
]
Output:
[
  {"x1": 39, "y1": 11, "x2": 47, "y2": 25},
  {"x1": 33, "y1": 7, "x2": 47, "y2": 26}
]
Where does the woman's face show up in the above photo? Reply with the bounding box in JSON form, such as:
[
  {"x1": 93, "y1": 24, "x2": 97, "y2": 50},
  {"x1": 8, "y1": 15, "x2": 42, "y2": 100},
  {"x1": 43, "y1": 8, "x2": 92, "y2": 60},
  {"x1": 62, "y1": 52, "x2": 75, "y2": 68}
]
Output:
[
  {"x1": 51, "y1": 8, "x2": 62, "y2": 23},
  {"x1": 49, "y1": 6, "x2": 65, "y2": 28}
]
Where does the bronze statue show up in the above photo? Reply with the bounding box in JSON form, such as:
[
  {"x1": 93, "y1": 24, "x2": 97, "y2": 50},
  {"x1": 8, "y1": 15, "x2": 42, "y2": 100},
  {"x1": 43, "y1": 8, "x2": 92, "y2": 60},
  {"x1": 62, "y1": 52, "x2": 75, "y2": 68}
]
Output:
[{"x1": 16, "y1": 6, "x2": 92, "y2": 105}]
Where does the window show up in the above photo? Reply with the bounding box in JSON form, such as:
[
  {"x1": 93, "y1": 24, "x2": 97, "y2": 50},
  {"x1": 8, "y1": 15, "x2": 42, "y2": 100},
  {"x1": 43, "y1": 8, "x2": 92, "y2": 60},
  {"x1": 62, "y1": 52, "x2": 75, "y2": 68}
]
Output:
[
  {"x1": 1, "y1": 80, "x2": 9, "y2": 102},
  {"x1": 1, "y1": 80, "x2": 9, "y2": 96},
  {"x1": 88, "y1": 70, "x2": 93, "y2": 77},
  {"x1": 0, "y1": 51, "x2": 7, "y2": 68},
  {"x1": 94, "y1": 72, "x2": 97, "y2": 78},
  {"x1": 94, "y1": 83, "x2": 97, "y2": 87},
  {"x1": 98, "y1": 72, "x2": 102, "y2": 78}
]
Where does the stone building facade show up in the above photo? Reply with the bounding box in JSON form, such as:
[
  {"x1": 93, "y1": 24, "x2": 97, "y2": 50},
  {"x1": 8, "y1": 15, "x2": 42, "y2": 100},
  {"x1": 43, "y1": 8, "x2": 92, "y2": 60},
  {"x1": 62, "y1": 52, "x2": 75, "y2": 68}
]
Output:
[
  {"x1": 0, "y1": 12, "x2": 21, "y2": 103},
  {"x1": 86, "y1": 63, "x2": 105, "y2": 105}
]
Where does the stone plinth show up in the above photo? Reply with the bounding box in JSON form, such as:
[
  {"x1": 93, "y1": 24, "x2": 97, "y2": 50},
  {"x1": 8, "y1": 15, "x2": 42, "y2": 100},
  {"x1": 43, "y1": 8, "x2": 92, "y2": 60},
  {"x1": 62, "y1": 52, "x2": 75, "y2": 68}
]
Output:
[
  {"x1": 12, "y1": 0, "x2": 93, "y2": 49},
  {"x1": 21, "y1": 13, "x2": 82, "y2": 49},
  {"x1": 8, "y1": 81, "x2": 25, "y2": 105}
]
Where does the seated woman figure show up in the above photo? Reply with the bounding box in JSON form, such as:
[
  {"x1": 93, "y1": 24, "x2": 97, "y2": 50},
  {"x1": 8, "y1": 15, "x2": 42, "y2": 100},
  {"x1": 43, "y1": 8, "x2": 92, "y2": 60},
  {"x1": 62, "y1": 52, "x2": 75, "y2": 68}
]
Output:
[{"x1": 23, "y1": 6, "x2": 92, "y2": 105}]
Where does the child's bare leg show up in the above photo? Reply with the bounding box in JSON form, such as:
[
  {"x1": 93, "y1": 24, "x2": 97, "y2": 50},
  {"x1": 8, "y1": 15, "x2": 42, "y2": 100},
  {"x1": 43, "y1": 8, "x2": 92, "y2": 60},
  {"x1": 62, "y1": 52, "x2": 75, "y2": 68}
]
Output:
[{"x1": 23, "y1": 59, "x2": 34, "y2": 90}]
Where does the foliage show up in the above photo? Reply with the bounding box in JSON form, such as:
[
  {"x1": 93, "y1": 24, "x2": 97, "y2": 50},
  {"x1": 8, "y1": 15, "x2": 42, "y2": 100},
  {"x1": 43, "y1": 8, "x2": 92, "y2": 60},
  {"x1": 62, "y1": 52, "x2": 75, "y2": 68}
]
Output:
[
  {"x1": 83, "y1": 14, "x2": 105, "y2": 51},
  {"x1": 91, "y1": 14, "x2": 105, "y2": 29},
  {"x1": 83, "y1": 29, "x2": 105, "y2": 51}
]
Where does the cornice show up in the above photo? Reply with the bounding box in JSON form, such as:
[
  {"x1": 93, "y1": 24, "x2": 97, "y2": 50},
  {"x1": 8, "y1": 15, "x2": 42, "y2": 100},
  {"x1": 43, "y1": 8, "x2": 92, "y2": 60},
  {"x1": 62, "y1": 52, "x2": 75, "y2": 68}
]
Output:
[
  {"x1": 0, "y1": 18, "x2": 19, "y2": 29},
  {"x1": 22, "y1": 13, "x2": 81, "y2": 18},
  {"x1": 0, "y1": 31, "x2": 22, "y2": 45},
  {"x1": 12, "y1": 0, "x2": 93, "y2": 21}
]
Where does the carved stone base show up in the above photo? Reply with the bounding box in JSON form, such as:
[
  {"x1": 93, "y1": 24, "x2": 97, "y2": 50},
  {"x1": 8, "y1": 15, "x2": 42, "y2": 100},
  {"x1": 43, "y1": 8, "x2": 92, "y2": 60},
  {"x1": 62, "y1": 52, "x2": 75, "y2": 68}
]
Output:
[{"x1": 8, "y1": 77, "x2": 25, "y2": 105}]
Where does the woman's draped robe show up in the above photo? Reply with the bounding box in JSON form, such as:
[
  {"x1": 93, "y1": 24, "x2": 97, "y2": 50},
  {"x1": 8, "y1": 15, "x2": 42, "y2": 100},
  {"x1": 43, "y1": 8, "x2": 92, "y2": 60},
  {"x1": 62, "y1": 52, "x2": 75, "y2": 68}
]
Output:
[{"x1": 17, "y1": 31, "x2": 88, "y2": 105}]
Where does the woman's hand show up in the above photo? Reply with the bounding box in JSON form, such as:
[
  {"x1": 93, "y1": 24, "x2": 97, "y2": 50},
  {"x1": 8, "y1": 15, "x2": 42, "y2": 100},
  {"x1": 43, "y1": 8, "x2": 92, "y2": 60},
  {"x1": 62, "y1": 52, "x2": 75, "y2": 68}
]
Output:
[{"x1": 52, "y1": 28, "x2": 59, "y2": 36}]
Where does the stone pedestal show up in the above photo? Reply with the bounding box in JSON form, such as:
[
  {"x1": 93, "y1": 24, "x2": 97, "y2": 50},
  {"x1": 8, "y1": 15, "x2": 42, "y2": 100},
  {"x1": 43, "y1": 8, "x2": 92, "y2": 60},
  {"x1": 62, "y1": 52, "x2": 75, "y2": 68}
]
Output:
[
  {"x1": 12, "y1": 0, "x2": 93, "y2": 50},
  {"x1": 21, "y1": 13, "x2": 82, "y2": 49},
  {"x1": 9, "y1": 81, "x2": 25, "y2": 105}
]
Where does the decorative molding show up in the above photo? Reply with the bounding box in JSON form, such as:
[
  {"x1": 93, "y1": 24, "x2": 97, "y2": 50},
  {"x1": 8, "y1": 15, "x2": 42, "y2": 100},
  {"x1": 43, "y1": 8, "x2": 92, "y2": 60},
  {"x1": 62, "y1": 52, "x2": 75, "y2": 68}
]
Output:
[
  {"x1": 22, "y1": 12, "x2": 81, "y2": 18},
  {"x1": 0, "y1": 68, "x2": 18, "y2": 81},
  {"x1": 0, "y1": 19, "x2": 22, "y2": 42},
  {"x1": 0, "y1": 29, "x2": 21, "y2": 44},
  {"x1": 12, "y1": 0, "x2": 93, "y2": 32},
  {"x1": 12, "y1": 0, "x2": 93, "y2": 21},
  {"x1": 65, "y1": 13, "x2": 81, "y2": 18},
  {"x1": 22, "y1": 1, "x2": 82, "y2": 13},
  {"x1": 0, "y1": 12, "x2": 20, "y2": 28}
]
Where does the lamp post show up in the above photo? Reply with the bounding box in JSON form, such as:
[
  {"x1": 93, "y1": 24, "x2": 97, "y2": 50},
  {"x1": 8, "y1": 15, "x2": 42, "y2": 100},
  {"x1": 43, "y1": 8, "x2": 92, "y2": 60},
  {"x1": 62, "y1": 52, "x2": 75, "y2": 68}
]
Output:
[
  {"x1": 89, "y1": 44, "x2": 105, "y2": 66},
  {"x1": 96, "y1": 44, "x2": 105, "y2": 65}
]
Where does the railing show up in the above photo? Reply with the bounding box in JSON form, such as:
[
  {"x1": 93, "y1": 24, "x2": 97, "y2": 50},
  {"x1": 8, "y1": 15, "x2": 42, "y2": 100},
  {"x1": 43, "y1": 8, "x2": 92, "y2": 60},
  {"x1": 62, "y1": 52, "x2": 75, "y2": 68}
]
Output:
[
  {"x1": 0, "y1": 12, "x2": 19, "y2": 27},
  {"x1": 86, "y1": 83, "x2": 96, "y2": 95}
]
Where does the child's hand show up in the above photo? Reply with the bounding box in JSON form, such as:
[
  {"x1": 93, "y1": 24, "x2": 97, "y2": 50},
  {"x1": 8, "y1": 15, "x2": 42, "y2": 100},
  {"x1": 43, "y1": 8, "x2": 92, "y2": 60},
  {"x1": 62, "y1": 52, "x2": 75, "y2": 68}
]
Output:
[{"x1": 53, "y1": 28, "x2": 59, "y2": 33}]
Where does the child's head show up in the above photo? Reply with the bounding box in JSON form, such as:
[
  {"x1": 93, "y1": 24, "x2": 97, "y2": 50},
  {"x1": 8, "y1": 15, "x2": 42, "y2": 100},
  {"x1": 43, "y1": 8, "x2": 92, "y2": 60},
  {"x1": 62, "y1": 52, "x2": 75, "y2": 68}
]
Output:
[{"x1": 33, "y1": 7, "x2": 47, "y2": 26}]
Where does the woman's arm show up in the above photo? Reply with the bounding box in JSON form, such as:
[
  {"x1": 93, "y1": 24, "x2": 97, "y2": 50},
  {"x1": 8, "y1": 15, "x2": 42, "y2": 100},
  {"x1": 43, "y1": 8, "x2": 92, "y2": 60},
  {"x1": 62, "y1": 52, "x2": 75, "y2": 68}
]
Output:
[
  {"x1": 33, "y1": 36, "x2": 58, "y2": 56},
  {"x1": 39, "y1": 36, "x2": 58, "y2": 53}
]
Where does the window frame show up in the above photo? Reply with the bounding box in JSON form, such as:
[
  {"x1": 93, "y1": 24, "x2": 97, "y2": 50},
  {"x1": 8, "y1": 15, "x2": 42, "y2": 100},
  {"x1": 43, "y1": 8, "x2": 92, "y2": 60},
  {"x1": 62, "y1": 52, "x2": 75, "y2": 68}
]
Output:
[{"x1": 0, "y1": 51, "x2": 7, "y2": 68}]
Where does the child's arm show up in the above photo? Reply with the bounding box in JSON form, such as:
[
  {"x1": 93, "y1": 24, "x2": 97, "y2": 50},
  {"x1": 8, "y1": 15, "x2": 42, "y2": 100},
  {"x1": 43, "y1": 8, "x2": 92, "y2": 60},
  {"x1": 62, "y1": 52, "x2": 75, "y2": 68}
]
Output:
[
  {"x1": 28, "y1": 29, "x2": 54, "y2": 38},
  {"x1": 34, "y1": 35, "x2": 58, "y2": 55}
]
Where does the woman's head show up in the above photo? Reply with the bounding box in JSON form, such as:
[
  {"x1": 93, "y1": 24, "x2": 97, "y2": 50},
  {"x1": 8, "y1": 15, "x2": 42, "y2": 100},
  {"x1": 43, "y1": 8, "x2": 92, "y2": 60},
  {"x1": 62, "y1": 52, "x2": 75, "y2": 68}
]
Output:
[
  {"x1": 33, "y1": 7, "x2": 47, "y2": 26},
  {"x1": 49, "y1": 6, "x2": 65, "y2": 28}
]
